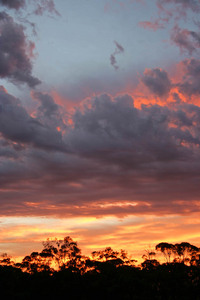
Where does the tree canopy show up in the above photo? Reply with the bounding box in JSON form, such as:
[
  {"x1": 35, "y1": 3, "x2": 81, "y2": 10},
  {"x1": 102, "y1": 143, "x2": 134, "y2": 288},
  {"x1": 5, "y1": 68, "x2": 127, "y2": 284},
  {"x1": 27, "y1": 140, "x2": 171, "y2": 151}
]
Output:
[{"x1": 1, "y1": 237, "x2": 200, "y2": 299}]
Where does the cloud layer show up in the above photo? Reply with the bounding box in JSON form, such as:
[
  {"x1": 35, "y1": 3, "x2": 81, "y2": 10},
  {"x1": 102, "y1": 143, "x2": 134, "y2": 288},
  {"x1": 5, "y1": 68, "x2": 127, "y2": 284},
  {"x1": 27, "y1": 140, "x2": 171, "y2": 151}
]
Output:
[{"x1": 0, "y1": 85, "x2": 200, "y2": 218}]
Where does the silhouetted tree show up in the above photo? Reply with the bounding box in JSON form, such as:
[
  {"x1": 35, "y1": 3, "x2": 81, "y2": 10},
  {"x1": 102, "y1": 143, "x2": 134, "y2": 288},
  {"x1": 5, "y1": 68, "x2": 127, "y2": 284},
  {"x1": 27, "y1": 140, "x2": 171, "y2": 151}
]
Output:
[
  {"x1": 0, "y1": 253, "x2": 14, "y2": 266},
  {"x1": 91, "y1": 247, "x2": 133, "y2": 265},
  {"x1": 19, "y1": 251, "x2": 53, "y2": 274},
  {"x1": 173, "y1": 242, "x2": 199, "y2": 264},
  {"x1": 156, "y1": 242, "x2": 174, "y2": 263},
  {"x1": 2, "y1": 238, "x2": 200, "y2": 300},
  {"x1": 142, "y1": 247, "x2": 156, "y2": 261},
  {"x1": 141, "y1": 259, "x2": 160, "y2": 270},
  {"x1": 42, "y1": 236, "x2": 82, "y2": 271},
  {"x1": 190, "y1": 252, "x2": 200, "y2": 266},
  {"x1": 91, "y1": 247, "x2": 120, "y2": 261}
]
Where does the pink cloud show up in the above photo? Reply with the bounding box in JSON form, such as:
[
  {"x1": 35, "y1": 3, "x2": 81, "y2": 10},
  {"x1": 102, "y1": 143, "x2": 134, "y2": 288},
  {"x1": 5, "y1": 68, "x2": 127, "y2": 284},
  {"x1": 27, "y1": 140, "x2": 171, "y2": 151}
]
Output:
[{"x1": 139, "y1": 20, "x2": 165, "y2": 31}]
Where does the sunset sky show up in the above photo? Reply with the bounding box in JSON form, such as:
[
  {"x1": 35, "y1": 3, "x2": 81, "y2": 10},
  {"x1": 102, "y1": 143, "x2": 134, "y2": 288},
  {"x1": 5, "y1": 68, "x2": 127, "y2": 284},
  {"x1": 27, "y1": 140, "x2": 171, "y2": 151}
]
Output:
[{"x1": 1, "y1": 0, "x2": 200, "y2": 262}]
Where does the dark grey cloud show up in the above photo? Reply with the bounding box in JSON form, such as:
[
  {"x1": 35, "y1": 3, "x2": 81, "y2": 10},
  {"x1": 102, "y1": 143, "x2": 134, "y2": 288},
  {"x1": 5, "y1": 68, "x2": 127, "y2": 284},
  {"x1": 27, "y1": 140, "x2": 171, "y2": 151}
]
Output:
[
  {"x1": 0, "y1": 0, "x2": 25, "y2": 10},
  {"x1": 0, "y1": 138, "x2": 22, "y2": 158},
  {"x1": 34, "y1": 92, "x2": 60, "y2": 117},
  {"x1": 1, "y1": 92, "x2": 200, "y2": 217},
  {"x1": 66, "y1": 94, "x2": 200, "y2": 170},
  {"x1": 0, "y1": 0, "x2": 60, "y2": 16},
  {"x1": 141, "y1": 68, "x2": 172, "y2": 96},
  {"x1": 110, "y1": 41, "x2": 124, "y2": 70},
  {"x1": 33, "y1": 91, "x2": 67, "y2": 132},
  {"x1": 0, "y1": 89, "x2": 66, "y2": 151},
  {"x1": 178, "y1": 58, "x2": 200, "y2": 96},
  {"x1": 171, "y1": 25, "x2": 200, "y2": 54},
  {"x1": 0, "y1": 12, "x2": 41, "y2": 87}
]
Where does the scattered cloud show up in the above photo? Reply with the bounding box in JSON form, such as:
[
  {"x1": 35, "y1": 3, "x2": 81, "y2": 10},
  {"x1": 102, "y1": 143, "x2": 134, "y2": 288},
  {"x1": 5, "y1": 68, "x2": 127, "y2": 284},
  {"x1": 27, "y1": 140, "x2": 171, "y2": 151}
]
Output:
[
  {"x1": 110, "y1": 41, "x2": 124, "y2": 70},
  {"x1": 139, "y1": 20, "x2": 165, "y2": 31},
  {"x1": 140, "y1": 0, "x2": 200, "y2": 57},
  {"x1": 157, "y1": 0, "x2": 200, "y2": 13},
  {"x1": 33, "y1": 0, "x2": 60, "y2": 17}
]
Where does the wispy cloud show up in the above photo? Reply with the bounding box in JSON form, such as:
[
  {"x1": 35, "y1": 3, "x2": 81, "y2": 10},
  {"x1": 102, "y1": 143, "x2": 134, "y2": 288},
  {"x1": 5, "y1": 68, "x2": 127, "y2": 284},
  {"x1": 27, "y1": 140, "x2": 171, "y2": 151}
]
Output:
[{"x1": 110, "y1": 41, "x2": 124, "y2": 70}]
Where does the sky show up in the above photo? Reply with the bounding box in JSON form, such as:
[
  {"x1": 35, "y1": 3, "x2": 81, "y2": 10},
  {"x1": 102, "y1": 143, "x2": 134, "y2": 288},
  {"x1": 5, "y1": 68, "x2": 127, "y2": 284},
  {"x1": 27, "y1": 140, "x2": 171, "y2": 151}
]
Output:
[{"x1": 1, "y1": 0, "x2": 200, "y2": 262}]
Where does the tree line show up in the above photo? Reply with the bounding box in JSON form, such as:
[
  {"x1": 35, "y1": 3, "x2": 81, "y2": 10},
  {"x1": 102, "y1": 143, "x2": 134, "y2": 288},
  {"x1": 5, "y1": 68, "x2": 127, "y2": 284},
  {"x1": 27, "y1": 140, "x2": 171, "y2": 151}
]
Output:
[
  {"x1": 1, "y1": 237, "x2": 200, "y2": 272},
  {"x1": 1, "y1": 237, "x2": 200, "y2": 299}
]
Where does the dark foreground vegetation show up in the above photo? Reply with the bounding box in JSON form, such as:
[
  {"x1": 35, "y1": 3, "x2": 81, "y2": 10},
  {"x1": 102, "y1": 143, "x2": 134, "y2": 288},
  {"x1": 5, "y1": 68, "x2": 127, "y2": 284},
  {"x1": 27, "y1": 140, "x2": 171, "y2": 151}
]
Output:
[{"x1": 1, "y1": 237, "x2": 200, "y2": 299}]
